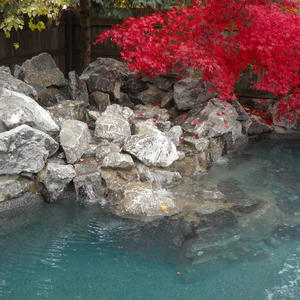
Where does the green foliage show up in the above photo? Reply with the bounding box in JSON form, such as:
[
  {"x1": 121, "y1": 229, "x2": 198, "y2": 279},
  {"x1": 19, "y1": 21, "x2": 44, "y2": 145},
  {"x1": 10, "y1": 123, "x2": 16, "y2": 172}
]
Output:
[{"x1": 0, "y1": 0, "x2": 69, "y2": 38}]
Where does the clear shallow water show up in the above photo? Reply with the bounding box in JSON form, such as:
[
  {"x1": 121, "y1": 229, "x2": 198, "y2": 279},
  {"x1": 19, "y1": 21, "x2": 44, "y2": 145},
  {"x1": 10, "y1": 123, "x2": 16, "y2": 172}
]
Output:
[{"x1": 0, "y1": 139, "x2": 300, "y2": 300}]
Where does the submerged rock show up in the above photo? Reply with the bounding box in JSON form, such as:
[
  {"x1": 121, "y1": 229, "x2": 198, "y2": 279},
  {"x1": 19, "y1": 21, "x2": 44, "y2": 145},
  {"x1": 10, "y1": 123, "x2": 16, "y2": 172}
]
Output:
[
  {"x1": 107, "y1": 181, "x2": 178, "y2": 218},
  {"x1": 0, "y1": 88, "x2": 59, "y2": 134},
  {"x1": 60, "y1": 120, "x2": 91, "y2": 164},
  {"x1": 0, "y1": 125, "x2": 58, "y2": 175},
  {"x1": 39, "y1": 163, "x2": 76, "y2": 202}
]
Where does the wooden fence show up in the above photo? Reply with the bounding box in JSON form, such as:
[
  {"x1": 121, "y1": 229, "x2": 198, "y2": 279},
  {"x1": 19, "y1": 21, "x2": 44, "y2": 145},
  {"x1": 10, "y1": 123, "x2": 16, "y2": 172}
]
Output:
[{"x1": 0, "y1": 9, "x2": 153, "y2": 74}]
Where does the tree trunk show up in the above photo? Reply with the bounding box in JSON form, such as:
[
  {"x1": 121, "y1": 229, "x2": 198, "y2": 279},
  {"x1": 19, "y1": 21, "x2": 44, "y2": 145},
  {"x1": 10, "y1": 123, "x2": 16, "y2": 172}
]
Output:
[{"x1": 79, "y1": 0, "x2": 91, "y2": 72}]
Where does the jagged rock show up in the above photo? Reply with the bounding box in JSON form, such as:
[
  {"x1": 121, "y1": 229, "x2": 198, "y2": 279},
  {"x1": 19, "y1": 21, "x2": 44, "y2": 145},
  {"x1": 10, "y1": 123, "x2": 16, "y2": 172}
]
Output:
[
  {"x1": 103, "y1": 104, "x2": 134, "y2": 121},
  {"x1": 47, "y1": 100, "x2": 88, "y2": 128},
  {"x1": 0, "y1": 88, "x2": 59, "y2": 134},
  {"x1": 151, "y1": 75, "x2": 176, "y2": 91},
  {"x1": 208, "y1": 137, "x2": 226, "y2": 163},
  {"x1": 184, "y1": 137, "x2": 210, "y2": 152},
  {"x1": 161, "y1": 92, "x2": 174, "y2": 108},
  {"x1": 87, "y1": 110, "x2": 101, "y2": 121},
  {"x1": 133, "y1": 120, "x2": 161, "y2": 135},
  {"x1": 80, "y1": 58, "x2": 129, "y2": 97},
  {"x1": 95, "y1": 111, "x2": 131, "y2": 142},
  {"x1": 122, "y1": 75, "x2": 148, "y2": 97},
  {"x1": 167, "y1": 126, "x2": 183, "y2": 146},
  {"x1": 0, "y1": 176, "x2": 34, "y2": 202},
  {"x1": 17, "y1": 53, "x2": 66, "y2": 88},
  {"x1": 137, "y1": 164, "x2": 182, "y2": 188},
  {"x1": 36, "y1": 86, "x2": 69, "y2": 107},
  {"x1": 0, "y1": 125, "x2": 58, "y2": 175},
  {"x1": 95, "y1": 140, "x2": 121, "y2": 161},
  {"x1": 89, "y1": 91, "x2": 110, "y2": 112},
  {"x1": 134, "y1": 105, "x2": 170, "y2": 121},
  {"x1": 0, "y1": 66, "x2": 10, "y2": 74},
  {"x1": 84, "y1": 144, "x2": 98, "y2": 158},
  {"x1": 117, "y1": 92, "x2": 135, "y2": 109},
  {"x1": 248, "y1": 116, "x2": 273, "y2": 135},
  {"x1": 39, "y1": 163, "x2": 76, "y2": 202},
  {"x1": 102, "y1": 153, "x2": 134, "y2": 170},
  {"x1": 68, "y1": 71, "x2": 89, "y2": 104},
  {"x1": 60, "y1": 120, "x2": 91, "y2": 164},
  {"x1": 174, "y1": 78, "x2": 214, "y2": 110},
  {"x1": 180, "y1": 99, "x2": 243, "y2": 146},
  {"x1": 124, "y1": 130, "x2": 179, "y2": 167},
  {"x1": 73, "y1": 160, "x2": 104, "y2": 204},
  {"x1": 136, "y1": 85, "x2": 170, "y2": 105},
  {"x1": 107, "y1": 181, "x2": 178, "y2": 218},
  {"x1": 0, "y1": 71, "x2": 37, "y2": 99}
]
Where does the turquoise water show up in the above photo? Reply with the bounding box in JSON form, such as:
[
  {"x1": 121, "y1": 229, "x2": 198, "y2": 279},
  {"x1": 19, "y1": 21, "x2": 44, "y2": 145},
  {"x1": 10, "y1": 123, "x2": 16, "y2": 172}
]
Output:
[{"x1": 0, "y1": 139, "x2": 300, "y2": 300}]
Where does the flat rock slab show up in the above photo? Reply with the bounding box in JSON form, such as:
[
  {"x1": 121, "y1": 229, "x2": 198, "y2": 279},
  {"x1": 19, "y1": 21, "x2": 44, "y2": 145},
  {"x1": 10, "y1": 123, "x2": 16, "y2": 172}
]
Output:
[
  {"x1": 0, "y1": 124, "x2": 58, "y2": 175},
  {"x1": 0, "y1": 88, "x2": 59, "y2": 134}
]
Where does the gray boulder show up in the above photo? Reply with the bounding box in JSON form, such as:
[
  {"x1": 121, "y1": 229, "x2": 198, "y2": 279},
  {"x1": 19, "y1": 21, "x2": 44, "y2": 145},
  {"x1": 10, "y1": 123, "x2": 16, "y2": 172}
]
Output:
[
  {"x1": 0, "y1": 125, "x2": 58, "y2": 175},
  {"x1": 124, "y1": 130, "x2": 179, "y2": 167},
  {"x1": 183, "y1": 136, "x2": 210, "y2": 152},
  {"x1": 39, "y1": 163, "x2": 76, "y2": 202},
  {"x1": 102, "y1": 153, "x2": 134, "y2": 170},
  {"x1": 0, "y1": 88, "x2": 59, "y2": 134},
  {"x1": 73, "y1": 160, "x2": 104, "y2": 204},
  {"x1": 68, "y1": 71, "x2": 89, "y2": 104},
  {"x1": 47, "y1": 100, "x2": 88, "y2": 128},
  {"x1": 35, "y1": 86, "x2": 70, "y2": 107},
  {"x1": 95, "y1": 114, "x2": 131, "y2": 142},
  {"x1": 0, "y1": 71, "x2": 37, "y2": 99},
  {"x1": 0, "y1": 66, "x2": 10, "y2": 74},
  {"x1": 80, "y1": 58, "x2": 129, "y2": 97},
  {"x1": 134, "y1": 105, "x2": 170, "y2": 121},
  {"x1": 0, "y1": 175, "x2": 34, "y2": 202},
  {"x1": 60, "y1": 120, "x2": 91, "y2": 164},
  {"x1": 174, "y1": 78, "x2": 214, "y2": 110},
  {"x1": 95, "y1": 140, "x2": 121, "y2": 161},
  {"x1": 17, "y1": 52, "x2": 66, "y2": 88}
]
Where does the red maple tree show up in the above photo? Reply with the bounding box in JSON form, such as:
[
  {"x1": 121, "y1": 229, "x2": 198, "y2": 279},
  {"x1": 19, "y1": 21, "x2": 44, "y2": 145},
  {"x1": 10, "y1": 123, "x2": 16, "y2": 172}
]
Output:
[{"x1": 94, "y1": 0, "x2": 300, "y2": 121}]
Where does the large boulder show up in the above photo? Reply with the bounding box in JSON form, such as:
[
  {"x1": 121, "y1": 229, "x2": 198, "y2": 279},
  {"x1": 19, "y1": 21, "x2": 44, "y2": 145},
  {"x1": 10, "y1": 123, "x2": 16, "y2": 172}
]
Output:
[
  {"x1": 136, "y1": 85, "x2": 171, "y2": 105},
  {"x1": 17, "y1": 52, "x2": 66, "y2": 88},
  {"x1": 47, "y1": 100, "x2": 88, "y2": 128},
  {"x1": 0, "y1": 71, "x2": 37, "y2": 99},
  {"x1": 174, "y1": 78, "x2": 214, "y2": 110},
  {"x1": 181, "y1": 99, "x2": 243, "y2": 144},
  {"x1": 0, "y1": 88, "x2": 59, "y2": 133},
  {"x1": 89, "y1": 91, "x2": 110, "y2": 112},
  {"x1": 80, "y1": 58, "x2": 130, "y2": 97},
  {"x1": 0, "y1": 125, "x2": 58, "y2": 175},
  {"x1": 39, "y1": 163, "x2": 76, "y2": 202},
  {"x1": 60, "y1": 120, "x2": 91, "y2": 164},
  {"x1": 124, "y1": 122, "x2": 179, "y2": 167},
  {"x1": 95, "y1": 105, "x2": 132, "y2": 142},
  {"x1": 35, "y1": 86, "x2": 70, "y2": 107},
  {"x1": 0, "y1": 175, "x2": 35, "y2": 202}
]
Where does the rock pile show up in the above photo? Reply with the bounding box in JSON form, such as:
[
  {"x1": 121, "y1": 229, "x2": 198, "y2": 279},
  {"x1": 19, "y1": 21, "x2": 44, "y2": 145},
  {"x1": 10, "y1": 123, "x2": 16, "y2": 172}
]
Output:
[{"x1": 0, "y1": 52, "x2": 278, "y2": 222}]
